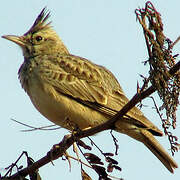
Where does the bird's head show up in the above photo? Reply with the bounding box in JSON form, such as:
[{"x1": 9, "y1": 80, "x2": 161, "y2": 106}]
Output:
[{"x1": 2, "y1": 8, "x2": 69, "y2": 59}]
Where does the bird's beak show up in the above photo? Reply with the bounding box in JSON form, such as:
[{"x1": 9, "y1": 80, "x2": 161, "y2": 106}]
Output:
[{"x1": 2, "y1": 35, "x2": 25, "y2": 47}]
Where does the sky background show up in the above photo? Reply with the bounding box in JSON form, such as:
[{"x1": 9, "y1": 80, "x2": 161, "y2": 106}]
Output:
[{"x1": 0, "y1": 0, "x2": 180, "y2": 180}]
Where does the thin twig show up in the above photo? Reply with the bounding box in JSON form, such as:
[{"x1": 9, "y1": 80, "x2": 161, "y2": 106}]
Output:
[{"x1": 11, "y1": 118, "x2": 61, "y2": 131}]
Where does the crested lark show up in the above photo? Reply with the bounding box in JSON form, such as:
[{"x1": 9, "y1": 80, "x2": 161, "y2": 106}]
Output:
[{"x1": 2, "y1": 8, "x2": 178, "y2": 173}]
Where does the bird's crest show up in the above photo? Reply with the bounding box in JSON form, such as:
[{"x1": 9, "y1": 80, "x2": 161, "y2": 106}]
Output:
[{"x1": 24, "y1": 7, "x2": 51, "y2": 36}]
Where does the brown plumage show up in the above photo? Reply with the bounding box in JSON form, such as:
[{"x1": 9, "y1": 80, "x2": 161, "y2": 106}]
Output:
[{"x1": 2, "y1": 8, "x2": 178, "y2": 173}]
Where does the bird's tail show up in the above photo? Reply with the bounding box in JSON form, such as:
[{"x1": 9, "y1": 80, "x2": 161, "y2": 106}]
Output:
[
  {"x1": 139, "y1": 129, "x2": 178, "y2": 173},
  {"x1": 115, "y1": 120, "x2": 178, "y2": 173}
]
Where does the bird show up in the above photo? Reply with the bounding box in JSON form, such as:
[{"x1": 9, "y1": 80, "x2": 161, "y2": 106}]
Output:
[{"x1": 2, "y1": 8, "x2": 178, "y2": 173}]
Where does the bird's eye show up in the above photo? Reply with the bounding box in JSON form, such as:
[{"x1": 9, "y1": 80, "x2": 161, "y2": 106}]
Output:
[{"x1": 35, "y1": 36, "x2": 43, "y2": 42}]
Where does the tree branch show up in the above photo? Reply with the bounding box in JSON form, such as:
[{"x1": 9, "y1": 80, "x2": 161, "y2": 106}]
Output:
[{"x1": 8, "y1": 60, "x2": 180, "y2": 180}]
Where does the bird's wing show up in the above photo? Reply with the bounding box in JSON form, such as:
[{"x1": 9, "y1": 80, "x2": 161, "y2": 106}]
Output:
[
  {"x1": 39, "y1": 54, "x2": 162, "y2": 135},
  {"x1": 39, "y1": 54, "x2": 112, "y2": 105}
]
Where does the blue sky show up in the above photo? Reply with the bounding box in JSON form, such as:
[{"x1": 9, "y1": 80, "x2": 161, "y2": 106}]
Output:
[{"x1": 0, "y1": 1, "x2": 180, "y2": 180}]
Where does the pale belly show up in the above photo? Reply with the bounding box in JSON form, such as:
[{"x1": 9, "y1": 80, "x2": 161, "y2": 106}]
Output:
[{"x1": 28, "y1": 80, "x2": 109, "y2": 131}]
